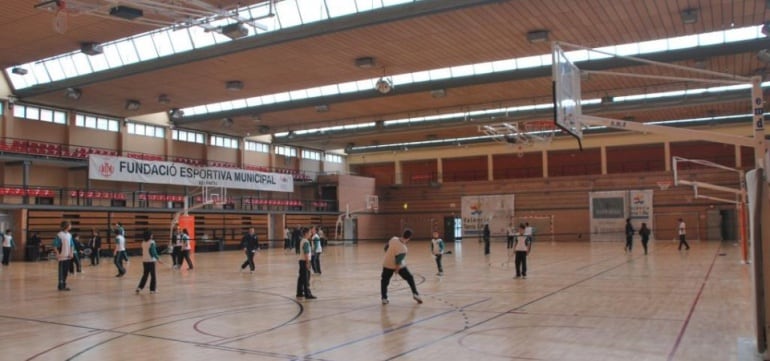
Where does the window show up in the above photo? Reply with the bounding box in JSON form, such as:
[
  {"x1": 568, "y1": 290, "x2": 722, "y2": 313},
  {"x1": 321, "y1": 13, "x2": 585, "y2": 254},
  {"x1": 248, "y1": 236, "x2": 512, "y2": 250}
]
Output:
[
  {"x1": 275, "y1": 145, "x2": 297, "y2": 157},
  {"x1": 210, "y1": 135, "x2": 239, "y2": 149},
  {"x1": 245, "y1": 140, "x2": 269, "y2": 153},
  {"x1": 301, "y1": 149, "x2": 321, "y2": 160},
  {"x1": 126, "y1": 121, "x2": 165, "y2": 138},
  {"x1": 75, "y1": 113, "x2": 120, "y2": 132},
  {"x1": 325, "y1": 153, "x2": 343, "y2": 163},
  {"x1": 172, "y1": 129, "x2": 205, "y2": 144},
  {"x1": 14, "y1": 104, "x2": 67, "y2": 124}
]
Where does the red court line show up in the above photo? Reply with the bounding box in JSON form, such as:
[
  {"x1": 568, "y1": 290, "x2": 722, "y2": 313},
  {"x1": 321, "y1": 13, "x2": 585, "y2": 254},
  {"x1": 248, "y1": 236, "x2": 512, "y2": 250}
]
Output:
[{"x1": 667, "y1": 246, "x2": 721, "y2": 361}]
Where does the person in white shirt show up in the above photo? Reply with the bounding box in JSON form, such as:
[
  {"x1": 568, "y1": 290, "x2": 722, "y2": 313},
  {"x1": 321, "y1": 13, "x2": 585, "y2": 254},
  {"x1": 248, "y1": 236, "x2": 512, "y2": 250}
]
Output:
[
  {"x1": 677, "y1": 218, "x2": 690, "y2": 250},
  {"x1": 311, "y1": 226, "x2": 322, "y2": 274},
  {"x1": 430, "y1": 231, "x2": 445, "y2": 276},
  {"x1": 136, "y1": 230, "x2": 160, "y2": 294},
  {"x1": 514, "y1": 224, "x2": 532, "y2": 279},
  {"x1": 1, "y1": 229, "x2": 14, "y2": 266},
  {"x1": 113, "y1": 228, "x2": 127, "y2": 277},
  {"x1": 180, "y1": 229, "x2": 194, "y2": 270},
  {"x1": 381, "y1": 229, "x2": 422, "y2": 305},
  {"x1": 506, "y1": 223, "x2": 515, "y2": 250},
  {"x1": 53, "y1": 221, "x2": 74, "y2": 291}
]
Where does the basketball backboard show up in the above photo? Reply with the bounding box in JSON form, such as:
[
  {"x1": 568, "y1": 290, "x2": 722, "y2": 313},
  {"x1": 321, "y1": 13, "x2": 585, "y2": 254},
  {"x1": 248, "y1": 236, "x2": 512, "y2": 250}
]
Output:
[{"x1": 552, "y1": 43, "x2": 583, "y2": 149}]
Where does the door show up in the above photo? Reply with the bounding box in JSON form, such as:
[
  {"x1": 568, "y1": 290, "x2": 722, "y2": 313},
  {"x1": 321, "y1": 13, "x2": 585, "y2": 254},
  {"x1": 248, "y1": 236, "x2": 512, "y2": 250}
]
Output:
[{"x1": 443, "y1": 216, "x2": 456, "y2": 242}]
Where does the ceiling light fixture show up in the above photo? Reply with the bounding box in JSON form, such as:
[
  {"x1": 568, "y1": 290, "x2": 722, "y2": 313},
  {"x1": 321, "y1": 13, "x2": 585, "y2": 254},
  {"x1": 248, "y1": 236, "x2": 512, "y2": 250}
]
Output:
[
  {"x1": 315, "y1": 104, "x2": 329, "y2": 112},
  {"x1": 526, "y1": 30, "x2": 549, "y2": 44},
  {"x1": 763, "y1": 21, "x2": 770, "y2": 37},
  {"x1": 680, "y1": 8, "x2": 698, "y2": 24},
  {"x1": 226, "y1": 80, "x2": 244, "y2": 91},
  {"x1": 759, "y1": 49, "x2": 770, "y2": 64},
  {"x1": 64, "y1": 87, "x2": 82, "y2": 100},
  {"x1": 601, "y1": 95, "x2": 614, "y2": 104},
  {"x1": 157, "y1": 94, "x2": 170, "y2": 104},
  {"x1": 125, "y1": 99, "x2": 141, "y2": 111},
  {"x1": 11, "y1": 67, "x2": 27, "y2": 75},
  {"x1": 430, "y1": 89, "x2": 447, "y2": 98},
  {"x1": 80, "y1": 42, "x2": 103, "y2": 56},
  {"x1": 169, "y1": 108, "x2": 184, "y2": 120},
  {"x1": 355, "y1": 56, "x2": 376, "y2": 69},
  {"x1": 375, "y1": 78, "x2": 393, "y2": 94},
  {"x1": 221, "y1": 23, "x2": 248, "y2": 39},
  {"x1": 109, "y1": 5, "x2": 143, "y2": 20}
]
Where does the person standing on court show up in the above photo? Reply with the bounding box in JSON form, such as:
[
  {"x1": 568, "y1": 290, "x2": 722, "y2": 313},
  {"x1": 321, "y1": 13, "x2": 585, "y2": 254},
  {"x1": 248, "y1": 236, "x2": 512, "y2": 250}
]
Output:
[
  {"x1": 171, "y1": 225, "x2": 183, "y2": 269},
  {"x1": 88, "y1": 228, "x2": 102, "y2": 266},
  {"x1": 639, "y1": 223, "x2": 651, "y2": 255},
  {"x1": 311, "y1": 225, "x2": 322, "y2": 274},
  {"x1": 136, "y1": 230, "x2": 160, "y2": 294},
  {"x1": 624, "y1": 218, "x2": 635, "y2": 253},
  {"x1": 381, "y1": 229, "x2": 422, "y2": 305},
  {"x1": 53, "y1": 221, "x2": 74, "y2": 291},
  {"x1": 482, "y1": 224, "x2": 491, "y2": 256},
  {"x1": 296, "y1": 227, "x2": 316, "y2": 299},
  {"x1": 506, "y1": 223, "x2": 515, "y2": 251},
  {"x1": 240, "y1": 227, "x2": 259, "y2": 273},
  {"x1": 113, "y1": 227, "x2": 127, "y2": 277},
  {"x1": 1, "y1": 229, "x2": 13, "y2": 266},
  {"x1": 180, "y1": 228, "x2": 194, "y2": 270},
  {"x1": 677, "y1": 218, "x2": 690, "y2": 250},
  {"x1": 513, "y1": 224, "x2": 532, "y2": 279},
  {"x1": 430, "y1": 230, "x2": 445, "y2": 276}
]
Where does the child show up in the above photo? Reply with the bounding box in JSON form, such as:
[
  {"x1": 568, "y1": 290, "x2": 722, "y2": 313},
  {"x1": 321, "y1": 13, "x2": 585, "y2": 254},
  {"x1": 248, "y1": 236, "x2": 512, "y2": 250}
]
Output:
[
  {"x1": 381, "y1": 229, "x2": 422, "y2": 305},
  {"x1": 513, "y1": 224, "x2": 532, "y2": 279},
  {"x1": 114, "y1": 227, "x2": 127, "y2": 277},
  {"x1": 1, "y1": 229, "x2": 13, "y2": 266},
  {"x1": 53, "y1": 221, "x2": 74, "y2": 291},
  {"x1": 430, "y1": 231, "x2": 445, "y2": 276},
  {"x1": 639, "y1": 223, "x2": 651, "y2": 255},
  {"x1": 180, "y1": 229, "x2": 193, "y2": 270},
  {"x1": 136, "y1": 230, "x2": 160, "y2": 294},
  {"x1": 296, "y1": 227, "x2": 316, "y2": 299},
  {"x1": 311, "y1": 226, "x2": 322, "y2": 274}
]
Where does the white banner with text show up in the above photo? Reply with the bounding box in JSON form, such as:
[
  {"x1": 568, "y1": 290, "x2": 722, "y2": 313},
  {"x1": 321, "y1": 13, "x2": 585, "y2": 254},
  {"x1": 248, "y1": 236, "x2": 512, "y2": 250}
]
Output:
[{"x1": 88, "y1": 155, "x2": 293, "y2": 192}]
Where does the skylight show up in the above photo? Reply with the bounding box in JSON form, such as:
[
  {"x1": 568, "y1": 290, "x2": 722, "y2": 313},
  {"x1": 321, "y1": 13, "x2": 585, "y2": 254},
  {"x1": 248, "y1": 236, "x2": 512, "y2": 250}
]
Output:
[
  {"x1": 178, "y1": 25, "x2": 763, "y2": 119},
  {"x1": 5, "y1": 0, "x2": 422, "y2": 90}
]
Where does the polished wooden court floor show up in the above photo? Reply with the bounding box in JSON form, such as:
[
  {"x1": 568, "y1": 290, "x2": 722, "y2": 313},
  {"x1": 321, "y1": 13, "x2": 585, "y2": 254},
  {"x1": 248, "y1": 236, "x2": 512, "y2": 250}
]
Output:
[{"x1": 0, "y1": 238, "x2": 757, "y2": 361}]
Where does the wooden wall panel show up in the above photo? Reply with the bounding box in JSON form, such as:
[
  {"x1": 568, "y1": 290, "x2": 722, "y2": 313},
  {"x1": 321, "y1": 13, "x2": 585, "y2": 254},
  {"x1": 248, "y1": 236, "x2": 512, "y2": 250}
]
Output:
[
  {"x1": 606, "y1": 143, "x2": 665, "y2": 174},
  {"x1": 442, "y1": 156, "x2": 487, "y2": 182},
  {"x1": 401, "y1": 159, "x2": 437, "y2": 184},
  {"x1": 670, "y1": 141, "x2": 736, "y2": 167},
  {"x1": 352, "y1": 163, "x2": 394, "y2": 187},
  {"x1": 493, "y1": 152, "x2": 543, "y2": 180},
  {"x1": 548, "y1": 148, "x2": 601, "y2": 177}
]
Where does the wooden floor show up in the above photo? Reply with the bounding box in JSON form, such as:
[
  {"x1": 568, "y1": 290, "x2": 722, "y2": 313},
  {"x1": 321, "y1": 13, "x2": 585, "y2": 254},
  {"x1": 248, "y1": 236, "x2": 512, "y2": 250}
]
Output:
[{"x1": 0, "y1": 238, "x2": 758, "y2": 361}]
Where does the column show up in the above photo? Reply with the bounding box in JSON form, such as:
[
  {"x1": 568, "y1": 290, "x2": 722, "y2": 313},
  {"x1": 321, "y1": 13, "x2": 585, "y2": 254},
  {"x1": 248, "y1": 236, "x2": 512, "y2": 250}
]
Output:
[
  {"x1": 600, "y1": 146, "x2": 607, "y2": 175},
  {"x1": 735, "y1": 144, "x2": 742, "y2": 168},
  {"x1": 664, "y1": 142, "x2": 671, "y2": 171},
  {"x1": 436, "y1": 157, "x2": 443, "y2": 184},
  {"x1": 394, "y1": 160, "x2": 402, "y2": 185},
  {"x1": 22, "y1": 160, "x2": 30, "y2": 205},
  {"x1": 542, "y1": 150, "x2": 549, "y2": 178},
  {"x1": 487, "y1": 154, "x2": 493, "y2": 181}
]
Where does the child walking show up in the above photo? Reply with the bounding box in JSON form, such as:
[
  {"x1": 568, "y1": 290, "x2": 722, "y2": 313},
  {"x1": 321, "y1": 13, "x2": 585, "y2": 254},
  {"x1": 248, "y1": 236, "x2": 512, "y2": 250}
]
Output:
[
  {"x1": 136, "y1": 230, "x2": 160, "y2": 294},
  {"x1": 430, "y1": 231, "x2": 445, "y2": 276}
]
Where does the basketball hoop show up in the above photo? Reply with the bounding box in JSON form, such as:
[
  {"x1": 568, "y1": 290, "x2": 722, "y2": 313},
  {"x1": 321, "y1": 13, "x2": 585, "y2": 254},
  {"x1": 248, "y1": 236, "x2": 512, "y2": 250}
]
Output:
[{"x1": 656, "y1": 180, "x2": 671, "y2": 191}]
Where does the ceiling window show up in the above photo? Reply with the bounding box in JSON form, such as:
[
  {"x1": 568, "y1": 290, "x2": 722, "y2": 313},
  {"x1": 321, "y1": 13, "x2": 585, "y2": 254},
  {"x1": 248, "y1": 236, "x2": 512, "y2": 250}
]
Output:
[
  {"x1": 14, "y1": 104, "x2": 67, "y2": 125},
  {"x1": 245, "y1": 140, "x2": 269, "y2": 153},
  {"x1": 75, "y1": 113, "x2": 120, "y2": 132},
  {"x1": 126, "y1": 121, "x2": 165, "y2": 138},
  {"x1": 172, "y1": 129, "x2": 205, "y2": 144}
]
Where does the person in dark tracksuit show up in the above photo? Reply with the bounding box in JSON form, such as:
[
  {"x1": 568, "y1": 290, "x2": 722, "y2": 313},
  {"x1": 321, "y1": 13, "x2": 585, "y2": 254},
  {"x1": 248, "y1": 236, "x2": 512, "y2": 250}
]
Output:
[
  {"x1": 88, "y1": 228, "x2": 102, "y2": 266},
  {"x1": 296, "y1": 227, "x2": 316, "y2": 300},
  {"x1": 639, "y1": 223, "x2": 651, "y2": 255},
  {"x1": 240, "y1": 227, "x2": 259, "y2": 273},
  {"x1": 625, "y1": 218, "x2": 635, "y2": 253},
  {"x1": 482, "y1": 224, "x2": 491, "y2": 255}
]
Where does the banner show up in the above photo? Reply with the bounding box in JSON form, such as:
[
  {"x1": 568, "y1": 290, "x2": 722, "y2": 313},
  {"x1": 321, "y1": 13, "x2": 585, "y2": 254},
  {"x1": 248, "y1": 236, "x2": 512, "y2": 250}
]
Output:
[
  {"x1": 589, "y1": 190, "x2": 654, "y2": 241},
  {"x1": 461, "y1": 194, "x2": 514, "y2": 237},
  {"x1": 88, "y1": 155, "x2": 293, "y2": 192}
]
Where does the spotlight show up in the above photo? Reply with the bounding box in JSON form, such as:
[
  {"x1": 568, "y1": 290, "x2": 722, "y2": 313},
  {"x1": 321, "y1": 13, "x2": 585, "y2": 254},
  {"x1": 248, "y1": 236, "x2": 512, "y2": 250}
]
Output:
[
  {"x1": 124, "y1": 99, "x2": 141, "y2": 111},
  {"x1": 315, "y1": 104, "x2": 329, "y2": 112},
  {"x1": 64, "y1": 87, "x2": 82, "y2": 100},
  {"x1": 430, "y1": 89, "x2": 447, "y2": 98},
  {"x1": 221, "y1": 23, "x2": 248, "y2": 39},
  {"x1": 375, "y1": 78, "x2": 393, "y2": 94},
  {"x1": 763, "y1": 21, "x2": 770, "y2": 37},
  {"x1": 225, "y1": 80, "x2": 243, "y2": 91},
  {"x1": 169, "y1": 108, "x2": 184, "y2": 120},
  {"x1": 80, "y1": 42, "x2": 103, "y2": 56}
]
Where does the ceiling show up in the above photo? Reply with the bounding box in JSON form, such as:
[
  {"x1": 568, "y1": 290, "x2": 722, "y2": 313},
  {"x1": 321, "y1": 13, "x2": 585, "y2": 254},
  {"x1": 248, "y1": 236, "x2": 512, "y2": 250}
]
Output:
[{"x1": 2, "y1": 0, "x2": 769, "y2": 153}]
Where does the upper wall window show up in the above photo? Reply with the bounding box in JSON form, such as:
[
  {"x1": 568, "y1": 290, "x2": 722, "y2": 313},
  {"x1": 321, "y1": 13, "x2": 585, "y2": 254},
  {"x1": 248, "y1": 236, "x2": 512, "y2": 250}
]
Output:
[
  {"x1": 301, "y1": 149, "x2": 321, "y2": 160},
  {"x1": 75, "y1": 113, "x2": 120, "y2": 132},
  {"x1": 211, "y1": 135, "x2": 239, "y2": 149},
  {"x1": 172, "y1": 129, "x2": 205, "y2": 144},
  {"x1": 127, "y1": 121, "x2": 165, "y2": 138},
  {"x1": 14, "y1": 104, "x2": 67, "y2": 124},
  {"x1": 245, "y1": 140, "x2": 269, "y2": 153},
  {"x1": 325, "y1": 153, "x2": 343, "y2": 163},
  {"x1": 275, "y1": 145, "x2": 296, "y2": 157}
]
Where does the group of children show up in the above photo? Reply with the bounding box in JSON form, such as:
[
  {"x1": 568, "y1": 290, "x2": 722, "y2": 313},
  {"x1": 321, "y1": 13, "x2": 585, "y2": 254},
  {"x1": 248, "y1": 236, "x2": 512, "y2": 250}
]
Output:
[{"x1": 623, "y1": 218, "x2": 689, "y2": 255}]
